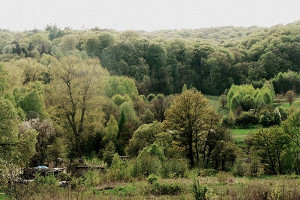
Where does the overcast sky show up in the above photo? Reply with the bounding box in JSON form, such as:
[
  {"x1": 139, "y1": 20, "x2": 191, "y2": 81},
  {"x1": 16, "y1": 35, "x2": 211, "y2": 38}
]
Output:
[{"x1": 1, "y1": 0, "x2": 300, "y2": 31}]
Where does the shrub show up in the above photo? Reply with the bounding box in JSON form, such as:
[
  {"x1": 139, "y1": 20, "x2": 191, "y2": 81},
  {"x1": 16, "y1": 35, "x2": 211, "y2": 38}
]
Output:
[
  {"x1": 221, "y1": 115, "x2": 234, "y2": 127},
  {"x1": 193, "y1": 179, "x2": 209, "y2": 200},
  {"x1": 83, "y1": 170, "x2": 101, "y2": 187},
  {"x1": 233, "y1": 157, "x2": 246, "y2": 176},
  {"x1": 148, "y1": 181, "x2": 184, "y2": 195},
  {"x1": 35, "y1": 174, "x2": 58, "y2": 186},
  {"x1": 162, "y1": 158, "x2": 188, "y2": 178},
  {"x1": 235, "y1": 112, "x2": 259, "y2": 128},
  {"x1": 133, "y1": 143, "x2": 165, "y2": 177},
  {"x1": 147, "y1": 174, "x2": 158, "y2": 184},
  {"x1": 108, "y1": 154, "x2": 131, "y2": 181}
]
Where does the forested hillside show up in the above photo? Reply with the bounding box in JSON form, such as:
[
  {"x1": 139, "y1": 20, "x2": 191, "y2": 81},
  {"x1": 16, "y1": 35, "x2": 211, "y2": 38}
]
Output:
[
  {"x1": 1, "y1": 21, "x2": 300, "y2": 199},
  {"x1": 1, "y1": 21, "x2": 299, "y2": 95}
]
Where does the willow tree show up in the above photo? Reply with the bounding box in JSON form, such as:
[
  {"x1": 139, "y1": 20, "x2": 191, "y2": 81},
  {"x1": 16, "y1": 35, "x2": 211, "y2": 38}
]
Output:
[
  {"x1": 164, "y1": 89, "x2": 218, "y2": 167},
  {"x1": 49, "y1": 56, "x2": 108, "y2": 158}
]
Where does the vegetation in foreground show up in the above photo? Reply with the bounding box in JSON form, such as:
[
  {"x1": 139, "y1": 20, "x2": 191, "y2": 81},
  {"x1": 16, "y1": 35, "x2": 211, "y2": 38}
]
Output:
[{"x1": 1, "y1": 22, "x2": 300, "y2": 199}]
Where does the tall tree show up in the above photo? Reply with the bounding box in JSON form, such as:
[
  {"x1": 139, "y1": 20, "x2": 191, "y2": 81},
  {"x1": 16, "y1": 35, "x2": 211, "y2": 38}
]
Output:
[
  {"x1": 49, "y1": 56, "x2": 108, "y2": 159},
  {"x1": 164, "y1": 89, "x2": 215, "y2": 167}
]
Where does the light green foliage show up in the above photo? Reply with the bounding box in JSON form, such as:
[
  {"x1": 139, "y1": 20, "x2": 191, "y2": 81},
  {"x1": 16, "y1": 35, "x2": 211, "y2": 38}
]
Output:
[
  {"x1": 164, "y1": 89, "x2": 218, "y2": 167},
  {"x1": 35, "y1": 174, "x2": 58, "y2": 186},
  {"x1": 182, "y1": 84, "x2": 188, "y2": 92},
  {"x1": 46, "y1": 137, "x2": 67, "y2": 165},
  {"x1": 84, "y1": 170, "x2": 101, "y2": 187},
  {"x1": 112, "y1": 94, "x2": 128, "y2": 106},
  {"x1": 103, "y1": 115, "x2": 119, "y2": 144},
  {"x1": 127, "y1": 121, "x2": 165, "y2": 156},
  {"x1": 119, "y1": 101, "x2": 137, "y2": 122},
  {"x1": 17, "y1": 128, "x2": 38, "y2": 167},
  {"x1": 59, "y1": 35, "x2": 78, "y2": 52},
  {"x1": 134, "y1": 143, "x2": 166, "y2": 177},
  {"x1": 0, "y1": 97, "x2": 19, "y2": 156},
  {"x1": 49, "y1": 56, "x2": 108, "y2": 158},
  {"x1": 0, "y1": 64, "x2": 8, "y2": 94},
  {"x1": 19, "y1": 90, "x2": 46, "y2": 119},
  {"x1": 5, "y1": 58, "x2": 47, "y2": 86},
  {"x1": 109, "y1": 154, "x2": 130, "y2": 181},
  {"x1": 105, "y1": 76, "x2": 138, "y2": 99},
  {"x1": 102, "y1": 141, "x2": 116, "y2": 166},
  {"x1": 147, "y1": 174, "x2": 158, "y2": 184},
  {"x1": 227, "y1": 83, "x2": 274, "y2": 113}
]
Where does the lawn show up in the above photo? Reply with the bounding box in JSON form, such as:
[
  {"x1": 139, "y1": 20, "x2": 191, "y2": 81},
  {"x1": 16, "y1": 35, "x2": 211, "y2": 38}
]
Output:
[{"x1": 231, "y1": 127, "x2": 258, "y2": 146}]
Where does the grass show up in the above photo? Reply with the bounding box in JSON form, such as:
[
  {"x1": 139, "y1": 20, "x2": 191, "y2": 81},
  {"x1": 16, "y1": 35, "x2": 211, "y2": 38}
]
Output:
[
  {"x1": 21, "y1": 175, "x2": 300, "y2": 200},
  {"x1": 205, "y1": 95, "x2": 229, "y2": 115},
  {"x1": 0, "y1": 190, "x2": 8, "y2": 200},
  {"x1": 231, "y1": 127, "x2": 258, "y2": 146}
]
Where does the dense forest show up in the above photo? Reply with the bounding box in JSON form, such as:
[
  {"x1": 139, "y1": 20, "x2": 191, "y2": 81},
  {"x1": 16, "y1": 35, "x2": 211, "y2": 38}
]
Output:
[{"x1": 1, "y1": 21, "x2": 300, "y2": 199}]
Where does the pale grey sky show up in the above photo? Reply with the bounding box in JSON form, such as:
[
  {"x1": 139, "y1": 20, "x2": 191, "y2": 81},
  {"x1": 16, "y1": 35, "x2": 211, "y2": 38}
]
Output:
[{"x1": 1, "y1": 0, "x2": 300, "y2": 31}]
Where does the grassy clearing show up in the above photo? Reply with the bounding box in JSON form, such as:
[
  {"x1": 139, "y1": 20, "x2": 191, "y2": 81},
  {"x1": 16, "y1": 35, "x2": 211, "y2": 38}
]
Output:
[
  {"x1": 231, "y1": 127, "x2": 258, "y2": 146},
  {"x1": 20, "y1": 174, "x2": 300, "y2": 200},
  {"x1": 205, "y1": 95, "x2": 229, "y2": 115}
]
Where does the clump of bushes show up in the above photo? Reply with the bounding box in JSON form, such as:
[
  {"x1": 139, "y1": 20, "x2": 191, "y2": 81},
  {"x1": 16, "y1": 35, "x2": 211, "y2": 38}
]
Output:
[
  {"x1": 146, "y1": 178, "x2": 184, "y2": 195},
  {"x1": 162, "y1": 158, "x2": 188, "y2": 178},
  {"x1": 235, "y1": 112, "x2": 259, "y2": 128}
]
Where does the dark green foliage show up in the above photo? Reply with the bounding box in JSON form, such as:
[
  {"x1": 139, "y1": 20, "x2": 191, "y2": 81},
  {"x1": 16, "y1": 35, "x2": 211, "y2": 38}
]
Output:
[
  {"x1": 117, "y1": 110, "x2": 127, "y2": 149},
  {"x1": 45, "y1": 25, "x2": 65, "y2": 41},
  {"x1": 260, "y1": 109, "x2": 282, "y2": 127},
  {"x1": 235, "y1": 112, "x2": 259, "y2": 128},
  {"x1": 250, "y1": 127, "x2": 291, "y2": 174},
  {"x1": 240, "y1": 95, "x2": 255, "y2": 111},
  {"x1": 162, "y1": 158, "x2": 188, "y2": 178}
]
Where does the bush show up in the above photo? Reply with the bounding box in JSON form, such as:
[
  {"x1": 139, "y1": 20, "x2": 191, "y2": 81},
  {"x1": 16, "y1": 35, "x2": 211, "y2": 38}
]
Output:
[
  {"x1": 108, "y1": 154, "x2": 131, "y2": 181},
  {"x1": 148, "y1": 181, "x2": 184, "y2": 195},
  {"x1": 147, "y1": 174, "x2": 158, "y2": 184},
  {"x1": 162, "y1": 158, "x2": 188, "y2": 178},
  {"x1": 221, "y1": 115, "x2": 234, "y2": 127},
  {"x1": 35, "y1": 174, "x2": 58, "y2": 186},
  {"x1": 233, "y1": 157, "x2": 246, "y2": 176},
  {"x1": 133, "y1": 143, "x2": 165, "y2": 177},
  {"x1": 193, "y1": 179, "x2": 209, "y2": 200},
  {"x1": 235, "y1": 112, "x2": 259, "y2": 128},
  {"x1": 83, "y1": 170, "x2": 101, "y2": 187}
]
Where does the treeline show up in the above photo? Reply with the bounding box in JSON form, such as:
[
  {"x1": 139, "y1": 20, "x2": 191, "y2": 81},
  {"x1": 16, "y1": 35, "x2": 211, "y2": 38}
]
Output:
[{"x1": 0, "y1": 21, "x2": 300, "y2": 95}]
